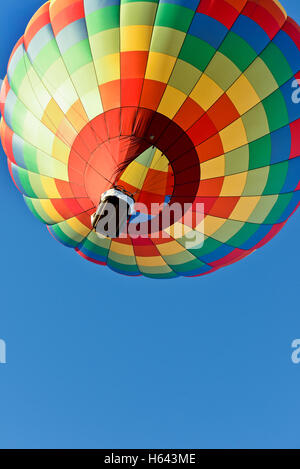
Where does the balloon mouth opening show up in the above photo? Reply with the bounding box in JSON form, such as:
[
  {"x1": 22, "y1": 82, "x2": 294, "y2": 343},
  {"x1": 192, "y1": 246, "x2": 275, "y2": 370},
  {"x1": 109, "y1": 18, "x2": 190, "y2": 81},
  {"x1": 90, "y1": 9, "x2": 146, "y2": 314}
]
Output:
[{"x1": 68, "y1": 109, "x2": 201, "y2": 233}]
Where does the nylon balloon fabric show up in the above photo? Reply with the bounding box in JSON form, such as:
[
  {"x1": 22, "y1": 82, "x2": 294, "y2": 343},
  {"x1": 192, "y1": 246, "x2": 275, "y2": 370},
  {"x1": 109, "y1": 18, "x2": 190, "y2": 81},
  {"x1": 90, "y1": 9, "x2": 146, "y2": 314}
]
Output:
[{"x1": 1, "y1": 0, "x2": 300, "y2": 279}]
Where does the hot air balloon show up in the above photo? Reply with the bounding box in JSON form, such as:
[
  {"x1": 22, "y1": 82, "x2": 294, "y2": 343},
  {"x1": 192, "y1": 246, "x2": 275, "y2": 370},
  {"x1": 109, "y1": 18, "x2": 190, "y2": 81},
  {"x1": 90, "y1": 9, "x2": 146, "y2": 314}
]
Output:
[{"x1": 1, "y1": 0, "x2": 300, "y2": 278}]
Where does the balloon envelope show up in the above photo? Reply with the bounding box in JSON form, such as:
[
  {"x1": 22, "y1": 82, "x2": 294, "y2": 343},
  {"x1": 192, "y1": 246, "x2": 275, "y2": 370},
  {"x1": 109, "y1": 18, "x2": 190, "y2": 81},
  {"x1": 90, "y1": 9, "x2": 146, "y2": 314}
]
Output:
[{"x1": 1, "y1": 0, "x2": 300, "y2": 278}]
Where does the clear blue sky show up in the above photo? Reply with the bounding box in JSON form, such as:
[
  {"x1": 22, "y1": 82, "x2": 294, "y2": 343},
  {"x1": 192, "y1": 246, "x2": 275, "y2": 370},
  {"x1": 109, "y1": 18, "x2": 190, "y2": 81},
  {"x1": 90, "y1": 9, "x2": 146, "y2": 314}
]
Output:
[{"x1": 0, "y1": 0, "x2": 299, "y2": 450}]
